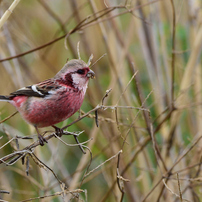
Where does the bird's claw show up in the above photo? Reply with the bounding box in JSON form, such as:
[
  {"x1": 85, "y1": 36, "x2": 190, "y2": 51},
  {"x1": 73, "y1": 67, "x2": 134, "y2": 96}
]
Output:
[
  {"x1": 38, "y1": 134, "x2": 48, "y2": 146},
  {"x1": 52, "y1": 126, "x2": 64, "y2": 137}
]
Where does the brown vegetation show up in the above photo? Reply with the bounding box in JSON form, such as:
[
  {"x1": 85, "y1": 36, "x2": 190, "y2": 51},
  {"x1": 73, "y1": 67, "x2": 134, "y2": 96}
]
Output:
[{"x1": 0, "y1": 0, "x2": 202, "y2": 201}]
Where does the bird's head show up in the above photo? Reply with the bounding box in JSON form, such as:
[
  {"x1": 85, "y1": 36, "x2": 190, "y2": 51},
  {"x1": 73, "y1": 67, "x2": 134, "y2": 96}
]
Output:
[{"x1": 54, "y1": 59, "x2": 95, "y2": 90}]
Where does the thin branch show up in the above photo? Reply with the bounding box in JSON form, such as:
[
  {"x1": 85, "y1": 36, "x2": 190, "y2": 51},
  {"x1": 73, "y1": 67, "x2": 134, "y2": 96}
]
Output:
[
  {"x1": 20, "y1": 189, "x2": 84, "y2": 202},
  {"x1": 177, "y1": 173, "x2": 183, "y2": 202},
  {"x1": 0, "y1": 111, "x2": 18, "y2": 124},
  {"x1": 162, "y1": 179, "x2": 190, "y2": 202},
  {"x1": 84, "y1": 150, "x2": 122, "y2": 178}
]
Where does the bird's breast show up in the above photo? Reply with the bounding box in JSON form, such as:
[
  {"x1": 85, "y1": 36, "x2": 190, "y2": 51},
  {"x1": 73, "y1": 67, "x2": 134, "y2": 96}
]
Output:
[{"x1": 16, "y1": 90, "x2": 85, "y2": 128}]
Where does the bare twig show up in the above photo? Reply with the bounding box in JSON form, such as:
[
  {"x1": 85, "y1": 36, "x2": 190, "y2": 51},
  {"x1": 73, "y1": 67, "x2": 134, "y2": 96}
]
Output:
[
  {"x1": 20, "y1": 189, "x2": 84, "y2": 202},
  {"x1": 84, "y1": 150, "x2": 122, "y2": 178},
  {"x1": 0, "y1": 111, "x2": 18, "y2": 124},
  {"x1": 177, "y1": 173, "x2": 183, "y2": 202},
  {"x1": 162, "y1": 179, "x2": 190, "y2": 202}
]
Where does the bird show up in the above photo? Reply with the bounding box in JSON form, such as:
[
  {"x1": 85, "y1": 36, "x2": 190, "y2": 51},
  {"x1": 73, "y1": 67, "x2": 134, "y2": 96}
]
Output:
[{"x1": 0, "y1": 59, "x2": 95, "y2": 146}]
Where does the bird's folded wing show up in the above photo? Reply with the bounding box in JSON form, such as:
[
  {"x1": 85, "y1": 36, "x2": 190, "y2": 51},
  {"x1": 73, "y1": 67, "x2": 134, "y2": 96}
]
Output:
[{"x1": 10, "y1": 79, "x2": 62, "y2": 97}]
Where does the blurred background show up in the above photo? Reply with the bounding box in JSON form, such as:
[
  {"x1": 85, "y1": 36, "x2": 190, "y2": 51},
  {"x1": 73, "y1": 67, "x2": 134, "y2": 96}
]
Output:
[{"x1": 0, "y1": 0, "x2": 202, "y2": 201}]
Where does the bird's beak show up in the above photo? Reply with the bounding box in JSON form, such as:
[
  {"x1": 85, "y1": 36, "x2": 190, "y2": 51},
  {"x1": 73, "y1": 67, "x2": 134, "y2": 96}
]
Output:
[{"x1": 87, "y1": 69, "x2": 95, "y2": 79}]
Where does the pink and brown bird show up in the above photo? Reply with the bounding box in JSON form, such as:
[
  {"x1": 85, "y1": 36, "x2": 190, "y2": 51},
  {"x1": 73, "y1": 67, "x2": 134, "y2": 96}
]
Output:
[{"x1": 0, "y1": 59, "x2": 95, "y2": 145}]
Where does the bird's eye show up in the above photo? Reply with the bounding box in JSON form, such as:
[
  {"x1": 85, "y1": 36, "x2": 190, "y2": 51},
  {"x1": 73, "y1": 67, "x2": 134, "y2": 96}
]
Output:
[{"x1": 77, "y1": 69, "x2": 85, "y2": 74}]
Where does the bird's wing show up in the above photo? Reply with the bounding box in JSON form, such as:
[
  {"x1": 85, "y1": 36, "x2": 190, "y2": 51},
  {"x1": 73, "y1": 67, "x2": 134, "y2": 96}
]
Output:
[{"x1": 10, "y1": 79, "x2": 62, "y2": 98}]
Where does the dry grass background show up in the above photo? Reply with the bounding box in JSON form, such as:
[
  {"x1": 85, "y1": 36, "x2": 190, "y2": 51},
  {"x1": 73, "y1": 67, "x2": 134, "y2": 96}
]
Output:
[{"x1": 0, "y1": 0, "x2": 202, "y2": 201}]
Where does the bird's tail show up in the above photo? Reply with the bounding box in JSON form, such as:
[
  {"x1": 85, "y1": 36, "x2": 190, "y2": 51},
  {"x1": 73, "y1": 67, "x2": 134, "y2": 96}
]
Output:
[{"x1": 0, "y1": 95, "x2": 11, "y2": 101}]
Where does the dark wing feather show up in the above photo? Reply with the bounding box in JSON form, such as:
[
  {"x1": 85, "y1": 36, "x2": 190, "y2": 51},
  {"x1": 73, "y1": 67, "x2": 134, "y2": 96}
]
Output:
[{"x1": 10, "y1": 79, "x2": 62, "y2": 98}]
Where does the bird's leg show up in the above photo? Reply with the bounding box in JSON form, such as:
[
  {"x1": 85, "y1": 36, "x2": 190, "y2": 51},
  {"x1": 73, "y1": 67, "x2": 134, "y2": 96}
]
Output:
[
  {"x1": 52, "y1": 125, "x2": 64, "y2": 137},
  {"x1": 34, "y1": 126, "x2": 48, "y2": 146}
]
